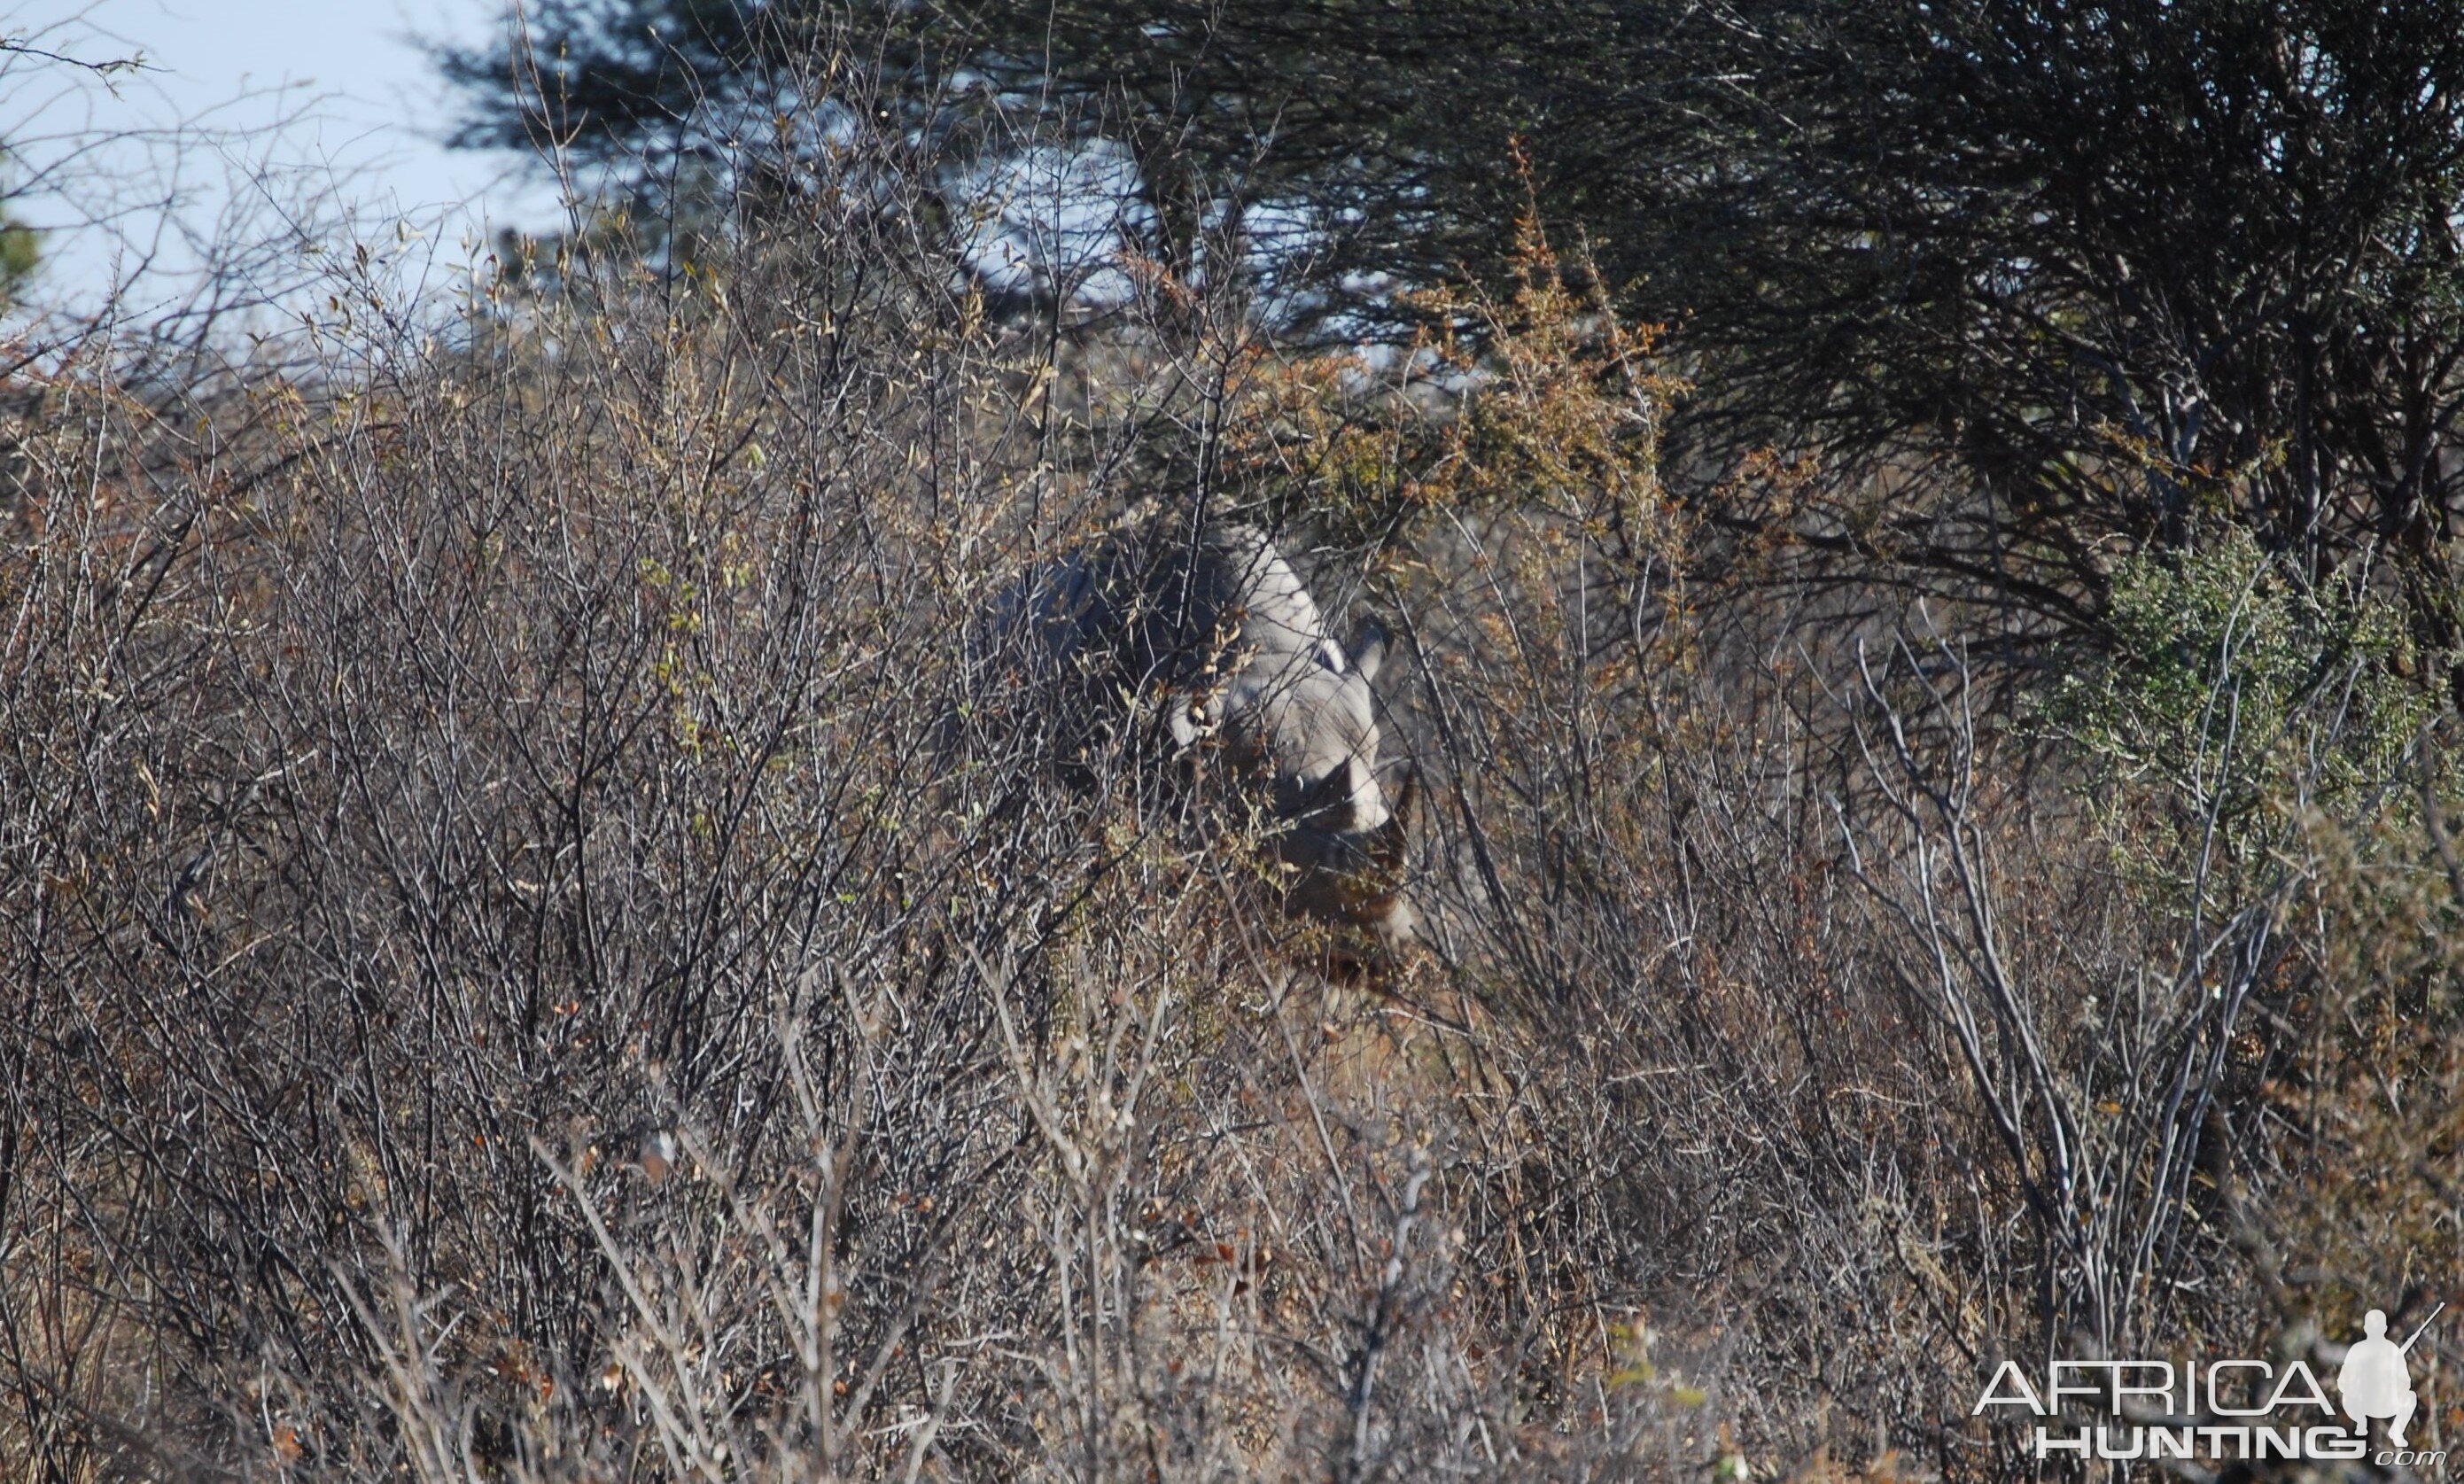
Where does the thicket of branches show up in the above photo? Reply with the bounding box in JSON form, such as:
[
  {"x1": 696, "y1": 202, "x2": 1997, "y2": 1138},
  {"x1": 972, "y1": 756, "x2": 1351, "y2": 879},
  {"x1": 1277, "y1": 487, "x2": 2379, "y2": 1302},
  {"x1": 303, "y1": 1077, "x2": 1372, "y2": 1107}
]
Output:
[{"x1": 1, "y1": 19, "x2": 2461, "y2": 1484}]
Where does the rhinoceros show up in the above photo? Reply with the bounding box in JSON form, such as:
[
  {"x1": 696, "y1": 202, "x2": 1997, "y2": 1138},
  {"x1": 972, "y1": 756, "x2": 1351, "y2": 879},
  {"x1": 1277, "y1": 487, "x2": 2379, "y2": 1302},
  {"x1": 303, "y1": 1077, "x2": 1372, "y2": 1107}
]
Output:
[{"x1": 983, "y1": 519, "x2": 1417, "y2": 962}]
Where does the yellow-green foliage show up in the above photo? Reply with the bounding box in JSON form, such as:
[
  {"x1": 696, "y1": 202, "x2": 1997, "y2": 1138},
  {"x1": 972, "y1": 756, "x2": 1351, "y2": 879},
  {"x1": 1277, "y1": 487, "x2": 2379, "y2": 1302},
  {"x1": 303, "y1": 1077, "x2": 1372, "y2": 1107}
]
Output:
[
  {"x1": 1224, "y1": 215, "x2": 1686, "y2": 569},
  {"x1": 0, "y1": 219, "x2": 35, "y2": 305},
  {"x1": 2046, "y1": 525, "x2": 2438, "y2": 907}
]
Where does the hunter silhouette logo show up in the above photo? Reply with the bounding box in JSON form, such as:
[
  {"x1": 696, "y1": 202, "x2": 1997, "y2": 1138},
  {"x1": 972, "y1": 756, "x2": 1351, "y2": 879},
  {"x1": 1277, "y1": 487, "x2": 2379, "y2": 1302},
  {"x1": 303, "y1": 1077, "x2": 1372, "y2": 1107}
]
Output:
[{"x1": 2341, "y1": 1304, "x2": 2440, "y2": 1448}]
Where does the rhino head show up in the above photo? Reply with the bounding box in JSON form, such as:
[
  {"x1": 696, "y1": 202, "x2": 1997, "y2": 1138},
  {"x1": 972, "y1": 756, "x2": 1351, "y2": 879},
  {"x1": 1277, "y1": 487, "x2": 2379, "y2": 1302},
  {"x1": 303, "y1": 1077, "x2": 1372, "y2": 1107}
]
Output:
[
  {"x1": 1169, "y1": 604, "x2": 1419, "y2": 968},
  {"x1": 991, "y1": 520, "x2": 1419, "y2": 971}
]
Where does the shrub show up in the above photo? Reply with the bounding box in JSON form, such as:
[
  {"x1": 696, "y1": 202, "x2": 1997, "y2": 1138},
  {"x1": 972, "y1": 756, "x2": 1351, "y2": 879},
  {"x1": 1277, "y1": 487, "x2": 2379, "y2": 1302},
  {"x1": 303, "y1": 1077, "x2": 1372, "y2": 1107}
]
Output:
[{"x1": 2046, "y1": 525, "x2": 2437, "y2": 910}]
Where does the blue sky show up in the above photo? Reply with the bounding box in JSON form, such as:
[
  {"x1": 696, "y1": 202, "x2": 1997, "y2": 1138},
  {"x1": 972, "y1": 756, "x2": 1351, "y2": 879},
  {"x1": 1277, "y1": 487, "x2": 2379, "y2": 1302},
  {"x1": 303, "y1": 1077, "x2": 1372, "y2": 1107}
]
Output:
[
  {"x1": 0, "y1": 3, "x2": 1320, "y2": 328},
  {"x1": 3, "y1": 0, "x2": 561, "y2": 315}
]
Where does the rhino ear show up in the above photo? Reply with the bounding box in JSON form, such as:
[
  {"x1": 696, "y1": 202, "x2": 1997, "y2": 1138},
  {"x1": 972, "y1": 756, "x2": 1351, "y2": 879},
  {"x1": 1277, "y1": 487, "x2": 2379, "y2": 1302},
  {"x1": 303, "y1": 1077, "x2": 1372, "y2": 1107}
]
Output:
[{"x1": 1349, "y1": 618, "x2": 1389, "y2": 683}]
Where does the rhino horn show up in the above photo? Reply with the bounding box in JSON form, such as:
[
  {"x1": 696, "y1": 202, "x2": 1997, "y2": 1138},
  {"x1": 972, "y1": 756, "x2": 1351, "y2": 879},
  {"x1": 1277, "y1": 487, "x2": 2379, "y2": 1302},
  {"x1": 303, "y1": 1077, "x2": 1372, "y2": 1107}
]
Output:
[{"x1": 1349, "y1": 618, "x2": 1389, "y2": 682}]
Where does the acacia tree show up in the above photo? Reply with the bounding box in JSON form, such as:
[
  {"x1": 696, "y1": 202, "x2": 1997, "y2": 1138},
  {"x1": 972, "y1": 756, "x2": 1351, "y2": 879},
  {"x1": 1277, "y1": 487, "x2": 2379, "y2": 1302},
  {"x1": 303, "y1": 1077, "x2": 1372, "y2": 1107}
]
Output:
[
  {"x1": 1617, "y1": 0, "x2": 2464, "y2": 681},
  {"x1": 446, "y1": 0, "x2": 2464, "y2": 680},
  {"x1": 438, "y1": 0, "x2": 1541, "y2": 311}
]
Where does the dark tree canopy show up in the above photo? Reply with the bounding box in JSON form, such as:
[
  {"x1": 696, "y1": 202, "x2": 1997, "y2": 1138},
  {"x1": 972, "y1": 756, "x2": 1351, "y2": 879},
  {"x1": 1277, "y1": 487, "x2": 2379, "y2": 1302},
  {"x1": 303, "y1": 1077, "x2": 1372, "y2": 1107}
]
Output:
[
  {"x1": 439, "y1": 0, "x2": 1541, "y2": 299},
  {"x1": 1630, "y1": 0, "x2": 2464, "y2": 667},
  {"x1": 447, "y1": 0, "x2": 2464, "y2": 676}
]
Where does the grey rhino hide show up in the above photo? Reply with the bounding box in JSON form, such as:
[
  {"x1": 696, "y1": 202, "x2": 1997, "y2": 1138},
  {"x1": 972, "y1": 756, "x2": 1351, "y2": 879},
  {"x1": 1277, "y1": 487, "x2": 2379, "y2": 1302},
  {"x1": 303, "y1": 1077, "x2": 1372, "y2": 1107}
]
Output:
[{"x1": 989, "y1": 522, "x2": 1416, "y2": 955}]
